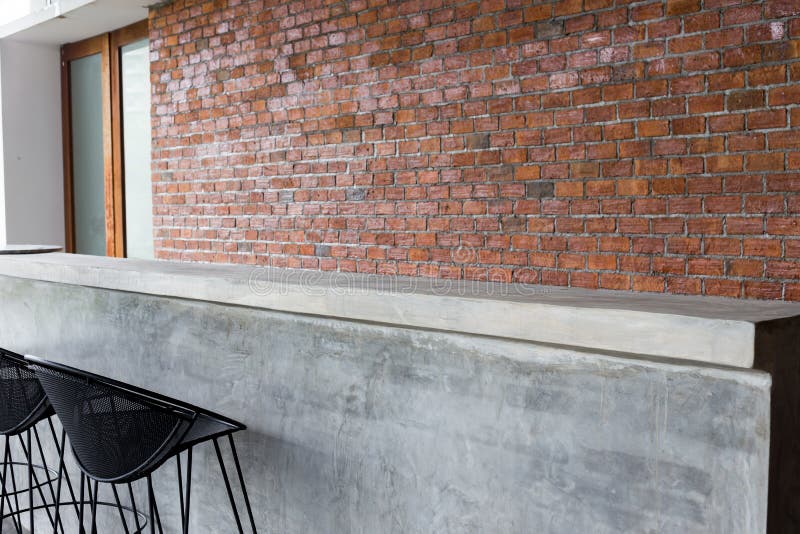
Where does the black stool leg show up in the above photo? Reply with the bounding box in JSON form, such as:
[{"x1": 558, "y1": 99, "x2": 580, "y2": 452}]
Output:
[
  {"x1": 176, "y1": 455, "x2": 185, "y2": 532},
  {"x1": 78, "y1": 473, "x2": 85, "y2": 531},
  {"x1": 213, "y1": 438, "x2": 244, "y2": 533},
  {"x1": 25, "y1": 431, "x2": 32, "y2": 534},
  {"x1": 110, "y1": 484, "x2": 130, "y2": 534},
  {"x1": 154, "y1": 495, "x2": 163, "y2": 532},
  {"x1": 1, "y1": 436, "x2": 22, "y2": 534},
  {"x1": 175, "y1": 449, "x2": 194, "y2": 534},
  {"x1": 228, "y1": 435, "x2": 257, "y2": 533},
  {"x1": 33, "y1": 425, "x2": 63, "y2": 533},
  {"x1": 8, "y1": 441, "x2": 22, "y2": 533},
  {"x1": 19, "y1": 430, "x2": 57, "y2": 530},
  {"x1": 90, "y1": 480, "x2": 99, "y2": 534},
  {"x1": 127, "y1": 483, "x2": 142, "y2": 534},
  {"x1": 1, "y1": 437, "x2": 9, "y2": 534},
  {"x1": 146, "y1": 476, "x2": 155, "y2": 534},
  {"x1": 51, "y1": 431, "x2": 66, "y2": 534},
  {"x1": 0, "y1": 439, "x2": 5, "y2": 534},
  {"x1": 0, "y1": 439, "x2": 4, "y2": 534},
  {"x1": 183, "y1": 448, "x2": 192, "y2": 534},
  {"x1": 48, "y1": 422, "x2": 82, "y2": 528},
  {"x1": 49, "y1": 422, "x2": 81, "y2": 523}
]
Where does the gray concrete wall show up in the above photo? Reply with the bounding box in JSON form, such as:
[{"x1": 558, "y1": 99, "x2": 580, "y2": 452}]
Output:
[{"x1": 0, "y1": 275, "x2": 771, "y2": 533}]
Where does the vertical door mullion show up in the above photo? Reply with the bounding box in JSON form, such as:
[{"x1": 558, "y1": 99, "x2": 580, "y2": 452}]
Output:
[{"x1": 100, "y1": 34, "x2": 118, "y2": 257}]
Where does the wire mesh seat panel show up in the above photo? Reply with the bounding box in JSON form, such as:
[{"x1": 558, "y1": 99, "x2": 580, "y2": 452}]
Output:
[
  {"x1": 31, "y1": 364, "x2": 192, "y2": 482},
  {"x1": 0, "y1": 348, "x2": 50, "y2": 435}
]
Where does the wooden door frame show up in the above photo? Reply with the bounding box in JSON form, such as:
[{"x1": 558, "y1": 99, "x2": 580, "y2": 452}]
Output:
[{"x1": 60, "y1": 20, "x2": 148, "y2": 257}]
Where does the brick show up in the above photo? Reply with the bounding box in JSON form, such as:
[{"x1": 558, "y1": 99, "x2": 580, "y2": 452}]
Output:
[
  {"x1": 638, "y1": 120, "x2": 669, "y2": 137},
  {"x1": 748, "y1": 65, "x2": 786, "y2": 87},
  {"x1": 744, "y1": 239, "x2": 782, "y2": 257},
  {"x1": 688, "y1": 258, "x2": 724, "y2": 276},
  {"x1": 684, "y1": 52, "x2": 720, "y2": 72},
  {"x1": 723, "y1": 5, "x2": 761, "y2": 26},
  {"x1": 668, "y1": 237, "x2": 702, "y2": 254},
  {"x1": 766, "y1": 0, "x2": 800, "y2": 18},
  {"x1": 526, "y1": 182, "x2": 555, "y2": 198},
  {"x1": 746, "y1": 21, "x2": 785, "y2": 43},
  {"x1": 768, "y1": 217, "x2": 800, "y2": 235},
  {"x1": 632, "y1": 3, "x2": 663, "y2": 21},
  {"x1": 704, "y1": 279, "x2": 741, "y2": 298},
  {"x1": 709, "y1": 115, "x2": 745, "y2": 133},
  {"x1": 671, "y1": 157, "x2": 705, "y2": 175},
  {"x1": 668, "y1": 277, "x2": 701, "y2": 295},
  {"x1": 744, "y1": 282, "x2": 782, "y2": 299},
  {"x1": 763, "y1": 41, "x2": 800, "y2": 63},
  {"x1": 787, "y1": 284, "x2": 800, "y2": 301},
  {"x1": 767, "y1": 174, "x2": 800, "y2": 192},
  {"x1": 729, "y1": 259, "x2": 764, "y2": 277},
  {"x1": 670, "y1": 35, "x2": 703, "y2": 55},
  {"x1": 707, "y1": 155, "x2": 744, "y2": 173},
  {"x1": 706, "y1": 28, "x2": 744, "y2": 49},
  {"x1": 747, "y1": 153, "x2": 785, "y2": 172},
  {"x1": 727, "y1": 90, "x2": 765, "y2": 111},
  {"x1": 728, "y1": 217, "x2": 765, "y2": 234},
  {"x1": 769, "y1": 86, "x2": 800, "y2": 106},
  {"x1": 666, "y1": 0, "x2": 701, "y2": 16},
  {"x1": 705, "y1": 195, "x2": 742, "y2": 213},
  {"x1": 729, "y1": 133, "x2": 766, "y2": 152},
  {"x1": 670, "y1": 118, "x2": 702, "y2": 137},
  {"x1": 670, "y1": 76, "x2": 704, "y2": 95},
  {"x1": 555, "y1": 181, "x2": 584, "y2": 197},
  {"x1": 599, "y1": 273, "x2": 631, "y2": 290},
  {"x1": 708, "y1": 72, "x2": 745, "y2": 92},
  {"x1": 689, "y1": 95, "x2": 724, "y2": 114},
  {"x1": 652, "y1": 178, "x2": 685, "y2": 195},
  {"x1": 705, "y1": 238, "x2": 740, "y2": 256},
  {"x1": 748, "y1": 110, "x2": 786, "y2": 130},
  {"x1": 617, "y1": 179, "x2": 649, "y2": 196},
  {"x1": 723, "y1": 46, "x2": 762, "y2": 68},
  {"x1": 767, "y1": 262, "x2": 800, "y2": 281}
]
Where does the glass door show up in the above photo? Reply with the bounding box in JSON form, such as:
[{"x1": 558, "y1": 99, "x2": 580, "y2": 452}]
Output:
[
  {"x1": 119, "y1": 38, "x2": 154, "y2": 259},
  {"x1": 61, "y1": 20, "x2": 151, "y2": 258},
  {"x1": 69, "y1": 53, "x2": 107, "y2": 256},
  {"x1": 62, "y1": 36, "x2": 112, "y2": 256}
]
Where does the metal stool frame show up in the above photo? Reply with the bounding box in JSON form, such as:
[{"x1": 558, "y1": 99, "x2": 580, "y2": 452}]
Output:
[
  {"x1": 27, "y1": 355, "x2": 257, "y2": 534},
  {"x1": 0, "y1": 348, "x2": 81, "y2": 534}
]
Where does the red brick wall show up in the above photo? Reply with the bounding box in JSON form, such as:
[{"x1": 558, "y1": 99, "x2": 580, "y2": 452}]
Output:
[{"x1": 149, "y1": 0, "x2": 800, "y2": 300}]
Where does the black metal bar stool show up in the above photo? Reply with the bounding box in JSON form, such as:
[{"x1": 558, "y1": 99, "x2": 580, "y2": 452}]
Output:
[
  {"x1": 27, "y1": 355, "x2": 258, "y2": 534},
  {"x1": 0, "y1": 348, "x2": 80, "y2": 534}
]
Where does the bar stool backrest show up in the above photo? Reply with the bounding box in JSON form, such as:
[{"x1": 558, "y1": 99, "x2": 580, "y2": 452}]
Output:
[
  {"x1": 0, "y1": 348, "x2": 52, "y2": 435},
  {"x1": 27, "y1": 357, "x2": 196, "y2": 483}
]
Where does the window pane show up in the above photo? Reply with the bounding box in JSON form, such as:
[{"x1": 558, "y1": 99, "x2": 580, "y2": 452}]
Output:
[
  {"x1": 121, "y1": 39, "x2": 154, "y2": 259},
  {"x1": 70, "y1": 53, "x2": 106, "y2": 256}
]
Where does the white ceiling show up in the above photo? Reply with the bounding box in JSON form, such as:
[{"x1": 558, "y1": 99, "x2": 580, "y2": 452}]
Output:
[{"x1": 1, "y1": 0, "x2": 153, "y2": 45}]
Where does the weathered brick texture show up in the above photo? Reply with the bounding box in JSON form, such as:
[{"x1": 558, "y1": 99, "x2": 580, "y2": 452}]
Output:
[{"x1": 150, "y1": 0, "x2": 800, "y2": 299}]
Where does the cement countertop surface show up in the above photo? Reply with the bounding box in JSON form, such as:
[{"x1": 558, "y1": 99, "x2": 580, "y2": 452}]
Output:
[{"x1": 1, "y1": 253, "x2": 798, "y2": 368}]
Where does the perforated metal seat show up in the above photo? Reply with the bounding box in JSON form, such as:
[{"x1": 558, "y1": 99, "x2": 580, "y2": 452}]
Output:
[
  {"x1": 0, "y1": 348, "x2": 78, "y2": 534},
  {"x1": 27, "y1": 355, "x2": 257, "y2": 533},
  {"x1": 0, "y1": 348, "x2": 52, "y2": 436}
]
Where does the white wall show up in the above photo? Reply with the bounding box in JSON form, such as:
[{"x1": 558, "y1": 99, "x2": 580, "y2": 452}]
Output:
[
  {"x1": 0, "y1": 39, "x2": 65, "y2": 246},
  {"x1": 0, "y1": 46, "x2": 5, "y2": 246}
]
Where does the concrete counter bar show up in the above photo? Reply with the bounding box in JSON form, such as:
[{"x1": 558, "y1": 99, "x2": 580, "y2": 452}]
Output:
[
  {"x1": 1, "y1": 253, "x2": 800, "y2": 368},
  {"x1": 0, "y1": 254, "x2": 795, "y2": 532}
]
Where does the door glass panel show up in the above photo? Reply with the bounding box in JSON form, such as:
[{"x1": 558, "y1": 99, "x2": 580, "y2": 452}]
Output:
[
  {"x1": 70, "y1": 53, "x2": 106, "y2": 256},
  {"x1": 121, "y1": 39, "x2": 154, "y2": 259}
]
